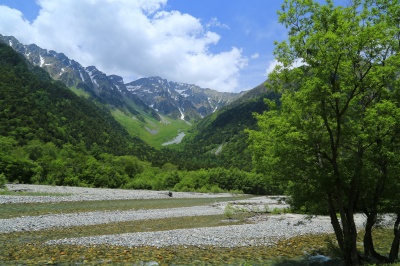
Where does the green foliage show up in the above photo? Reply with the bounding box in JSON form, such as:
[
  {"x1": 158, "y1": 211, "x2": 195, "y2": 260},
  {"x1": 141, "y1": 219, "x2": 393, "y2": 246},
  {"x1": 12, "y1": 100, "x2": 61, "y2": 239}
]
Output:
[
  {"x1": 0, "y1": 35, "x2": 281, "y2": 195},
  {"x1": 0, "y1": 135, "x2": 276, "y2": 193},
  {"x1": 123, "y1": 166, "x2": 274, "y2": 195},
  {"x1": 224, "y1": 203, "x2": 236, "y2": 219},
  {"x1": 0, "y1": 136, "x2": 151, "y2": 188},
  {"x1": 249, "y1": 0, "x2": 400, "y2": 264},
  {"x1": 175, "y1": 91, "x2": 279, "y2": 171},
  {"x1": 0, "y1": 43, "x2": 156, "y2": 160},
  {"x1": 0, "y1": 173, "x2": 7, "y2": 188}
]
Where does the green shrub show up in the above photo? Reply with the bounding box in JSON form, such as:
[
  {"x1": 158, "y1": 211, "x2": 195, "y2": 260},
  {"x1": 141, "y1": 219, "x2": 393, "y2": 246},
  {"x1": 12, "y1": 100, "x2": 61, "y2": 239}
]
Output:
[
  {"x1": 0, "y1": 173, "x2": 8, "y2": 188},
  {"x1": 163, "y1": 171, "x2": 181, "y2": 189},
  {"x1": 124, "y1": 177, "x2": 153, "y2": 190},
  {"x1": 224, "y1": 203, "x2": 236, "y2": 219},
  {"x1": 210, "y1": 185, "x2": 224, "y2": 193},
  {"x1": 173, "y1": 185, "x2": 195, "y2": 192}
]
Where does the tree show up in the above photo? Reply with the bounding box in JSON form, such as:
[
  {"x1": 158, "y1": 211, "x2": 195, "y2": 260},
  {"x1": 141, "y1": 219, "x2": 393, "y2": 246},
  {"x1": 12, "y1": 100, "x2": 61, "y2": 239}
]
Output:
[{"x1": 248, "y1": 0, "x2": 400, "y2": 264}]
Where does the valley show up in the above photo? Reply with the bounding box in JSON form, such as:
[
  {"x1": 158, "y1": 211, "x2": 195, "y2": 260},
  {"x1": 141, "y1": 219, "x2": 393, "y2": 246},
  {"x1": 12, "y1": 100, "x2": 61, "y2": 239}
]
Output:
[
  {"x1": 0, "y1": 40, "x2": 273, "y2": 196},
  {"x1": 0, "y1": 33, "x2": 241, "y2": 150},
  {"x1": 2, "y1": 1, "x2": 400, "y2": 263}
]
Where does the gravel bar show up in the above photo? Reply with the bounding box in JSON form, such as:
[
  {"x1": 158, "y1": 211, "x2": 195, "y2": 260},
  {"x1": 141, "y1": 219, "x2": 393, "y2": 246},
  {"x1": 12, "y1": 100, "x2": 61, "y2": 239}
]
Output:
[
  {"x1": 1, "y1": 184, "x2": 236, "y2": 204},
  {"x1": 2, "y1": 184, "x2": 395, "y2": 249},
  {"x1": 46, "y1": 215, "x2": 334, "y2": 248},
  {"x1": 0, "y1": 206, "x2": 223, "y2": 233},
  {"x1": 46, "y1": 213, "x2": 396, "y2": 249}
]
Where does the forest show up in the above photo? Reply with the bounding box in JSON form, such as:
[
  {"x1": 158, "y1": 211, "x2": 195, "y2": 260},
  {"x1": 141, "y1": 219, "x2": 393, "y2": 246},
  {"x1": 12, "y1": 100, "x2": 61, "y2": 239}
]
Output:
[{"x1": 0, "y1": 42, "x2": 276, "y2": 195}]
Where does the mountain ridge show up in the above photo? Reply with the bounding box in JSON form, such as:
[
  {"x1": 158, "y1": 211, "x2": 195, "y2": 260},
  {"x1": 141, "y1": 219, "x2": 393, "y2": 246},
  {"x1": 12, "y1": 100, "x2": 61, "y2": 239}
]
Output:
[
  {"x1": 0, "y1": 34, "x2": 239, "y2": 123},
  {"x1": 0, "y1": 42, "x2": 154, "y2": 159},
  {"x1": 126, "y1": 76, "x2": 240, "y2": 121},
  {"x1": 0, "y1": 34, "x2": 276, "y2": 169}
]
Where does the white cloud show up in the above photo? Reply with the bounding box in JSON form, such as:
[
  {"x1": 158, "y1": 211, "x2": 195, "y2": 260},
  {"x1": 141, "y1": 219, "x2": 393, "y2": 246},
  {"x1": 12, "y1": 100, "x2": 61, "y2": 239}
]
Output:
[
  {"x1": 250, "y1": 53, "x2": 260, "y2": 59},
  {"x1": 265, "y1": 58, "x2": 307, "y2": 77},
  {"x1": 206, "y1": 17, "x2": 230, "y2": 30},
  {"x1": 265, "y1": 59, "x2": 279, "y2": 76},
  {"x1": 0, "y1": 6, "x2": 35, "y2": 43},
  {"x1": 0, "y1": 0, "x2": 246, "y2": 92}
]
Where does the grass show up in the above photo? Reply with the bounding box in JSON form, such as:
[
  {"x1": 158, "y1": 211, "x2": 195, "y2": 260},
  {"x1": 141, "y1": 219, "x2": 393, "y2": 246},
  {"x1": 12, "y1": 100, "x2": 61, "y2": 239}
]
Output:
[
  {"x1": 0, "y1": 196, "x2": 252, "y2": 219},
  {"x1": 69, "y1": 86, "x2": 90, "y2": 98},
  {"x1": 111, "y1": 109, "x2": 191, "y2": 148}
]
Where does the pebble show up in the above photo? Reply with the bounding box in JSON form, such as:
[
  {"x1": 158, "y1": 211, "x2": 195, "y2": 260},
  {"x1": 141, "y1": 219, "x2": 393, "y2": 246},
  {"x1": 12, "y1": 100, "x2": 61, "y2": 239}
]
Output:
[
  {"x1": 1, "y1": 184, "x2": 395, "y2": 249},
  {"x1": 1, "y1": 184, "x2": 236, "y2": 204},
  {"x1": 45, "y1": 216, "x2": 335, "y2": 248},
  {"x1": 0, "y1": 206, "x2": 222, "y2": 233}
]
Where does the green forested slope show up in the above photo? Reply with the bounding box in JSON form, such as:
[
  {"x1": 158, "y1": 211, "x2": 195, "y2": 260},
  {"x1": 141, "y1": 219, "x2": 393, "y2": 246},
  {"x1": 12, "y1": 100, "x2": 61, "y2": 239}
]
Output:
[
  {"x1": 0, "y1": 43, "x2": 278, "y2": 194},
  {"x1": 0, "y1": 43, "x2": 152, "y2": 156},
  {"x1": 0, "y1": 43, "x2": 162, "y2": 185},
  {"x1": 177, "y1": 87, "x2": 279, "y2": 171}
]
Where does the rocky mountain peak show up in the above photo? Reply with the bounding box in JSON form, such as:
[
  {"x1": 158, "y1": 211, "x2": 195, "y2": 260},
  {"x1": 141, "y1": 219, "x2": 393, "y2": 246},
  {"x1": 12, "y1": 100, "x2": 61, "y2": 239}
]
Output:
[{"x1": 0, "y1": 34, "x2": 240, "y2": 122}]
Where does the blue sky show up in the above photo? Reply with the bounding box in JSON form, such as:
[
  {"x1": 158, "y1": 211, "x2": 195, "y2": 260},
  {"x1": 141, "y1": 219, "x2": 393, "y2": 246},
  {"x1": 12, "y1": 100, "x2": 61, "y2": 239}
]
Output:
[{"x1": 0, "y1": 0, "x2": 342, "y2": 92}]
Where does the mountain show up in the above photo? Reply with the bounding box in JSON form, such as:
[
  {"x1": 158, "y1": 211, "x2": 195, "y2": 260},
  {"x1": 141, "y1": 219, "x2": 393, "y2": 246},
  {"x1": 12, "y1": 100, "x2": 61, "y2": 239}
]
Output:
[
  {"x1": 177, "y1": 83, "x2": 279, "y2": 171},
  {"x1": 0, "y1": 35, "x2": 239, "y2": 121},
  {"x1": 0, "y1": 42, "x2": 156, "y2": 160},
  {"x1": 126, "y1": 77, "x2": 239, "y2": 121},
  {"x1": 0, "y1": 35, "x2": 158, "y2": 120},
  {"x1": 0, "y1": 33, "x2": 280, "y2": 180},
  {"x1": 0, "y1": 34, "x2": 241, "y2": 148}
]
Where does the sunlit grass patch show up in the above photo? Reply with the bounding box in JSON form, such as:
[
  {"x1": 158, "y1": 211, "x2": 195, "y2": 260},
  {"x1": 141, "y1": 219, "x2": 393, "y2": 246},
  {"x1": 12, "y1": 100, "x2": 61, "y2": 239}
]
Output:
[{"x1": 111, "y1": 109, "x2": 191, "y2": 148}]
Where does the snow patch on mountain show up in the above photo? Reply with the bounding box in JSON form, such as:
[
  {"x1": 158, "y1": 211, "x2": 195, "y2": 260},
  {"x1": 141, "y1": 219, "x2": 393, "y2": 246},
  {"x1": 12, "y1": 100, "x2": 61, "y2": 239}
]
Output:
[
  {"x1": 40, "y1": 55, "x2": 45, "y2": 67},
  {"x1": 79, "y1": 69, "x2": 85, "y2": 82},
  {"x1": 178, "y1": 107, "x2": 185, "y2": 120},
  {"x1": 86, "y1": 68, "x2": 99, "y2": 87},
  {"x1": 126, "y1": 85, "x2": 142, "y2": 92},
  {"x1": 115, "y1": 84, "x2": 122, "y2": 93}
]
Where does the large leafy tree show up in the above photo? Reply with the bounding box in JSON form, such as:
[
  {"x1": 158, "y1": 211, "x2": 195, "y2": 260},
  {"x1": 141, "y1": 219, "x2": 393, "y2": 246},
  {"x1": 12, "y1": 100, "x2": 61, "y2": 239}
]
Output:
[{"x1": 248, "y1": 0, "x2": 400, "y2": 264}]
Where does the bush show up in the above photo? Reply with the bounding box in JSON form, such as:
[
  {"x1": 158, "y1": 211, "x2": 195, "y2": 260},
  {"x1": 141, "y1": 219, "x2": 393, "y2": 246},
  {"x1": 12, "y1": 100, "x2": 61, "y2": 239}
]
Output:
[
  {"x1": 163, "y1": 171, "x2": 181, "y2": 189},
  {"x1": 0, "y1": 173, "x2": 8, "y2": 188},
  {"x1": 224, "y1": 203, "x2": 236, "y2": 219}
]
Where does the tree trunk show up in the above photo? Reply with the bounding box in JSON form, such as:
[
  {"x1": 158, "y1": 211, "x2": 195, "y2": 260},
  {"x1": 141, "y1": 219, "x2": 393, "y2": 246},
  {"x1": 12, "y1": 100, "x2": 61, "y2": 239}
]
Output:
[
  {"x1": 328, "y1": 192, "x2": 361, "y2": 265},
  {"x1": 389, "y1": 213, "x2": 400, "y2": 262},
  {"x1": 346, "y1": 210, "x2": 360, "y2": 265},
  {"x1": 364, "y1": 211, "x2": 390, "y2": 263},
  {"x1": 363, "y1": 157, "x2": 392, "y2": 263}
]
